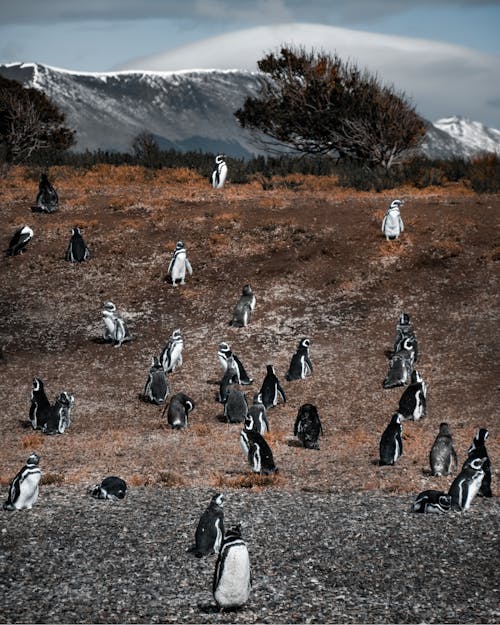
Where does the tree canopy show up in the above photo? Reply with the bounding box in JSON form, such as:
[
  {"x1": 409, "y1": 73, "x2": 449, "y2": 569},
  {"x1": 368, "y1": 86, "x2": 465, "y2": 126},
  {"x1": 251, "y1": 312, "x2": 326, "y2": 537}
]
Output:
[
  {"x1": 0, "y1": 76, "x2": 75, "y2": 163},
  {"x1": 235, "y1": 46, "x2": 425, "y2": 170}
]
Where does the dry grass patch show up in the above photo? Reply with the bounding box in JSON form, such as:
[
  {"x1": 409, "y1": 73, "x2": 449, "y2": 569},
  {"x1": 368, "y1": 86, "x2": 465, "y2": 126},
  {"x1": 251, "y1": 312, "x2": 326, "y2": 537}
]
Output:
[
  {"x1": 213, "y1": 471, "x2": 283, "y2": 490},
  {"x1": 21, "y1": 432, "x2": 44, "y2": 449}
]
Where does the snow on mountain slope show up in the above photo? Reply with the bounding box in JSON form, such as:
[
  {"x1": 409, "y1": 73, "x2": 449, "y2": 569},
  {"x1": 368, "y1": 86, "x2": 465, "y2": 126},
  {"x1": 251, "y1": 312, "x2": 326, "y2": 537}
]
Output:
[{"x1": 1, "y1": 62, "x2": 499, "y2": 160}]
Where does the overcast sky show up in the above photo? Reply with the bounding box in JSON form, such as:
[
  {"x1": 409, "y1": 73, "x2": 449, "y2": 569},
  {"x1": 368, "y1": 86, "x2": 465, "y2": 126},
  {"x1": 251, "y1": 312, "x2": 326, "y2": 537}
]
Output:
[{"x1": 1, "y1": 1, "x2": 499, "y2": 127}]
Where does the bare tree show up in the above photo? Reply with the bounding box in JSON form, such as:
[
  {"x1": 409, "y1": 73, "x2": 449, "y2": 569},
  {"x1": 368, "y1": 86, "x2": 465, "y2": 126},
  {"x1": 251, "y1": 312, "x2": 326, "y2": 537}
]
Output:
[
  {"x1": 131, "y1": 131, "x2": 161, "y2": 168},
  {"x1": 235, "y1": 46, "x2": 425, "y2": 170}
]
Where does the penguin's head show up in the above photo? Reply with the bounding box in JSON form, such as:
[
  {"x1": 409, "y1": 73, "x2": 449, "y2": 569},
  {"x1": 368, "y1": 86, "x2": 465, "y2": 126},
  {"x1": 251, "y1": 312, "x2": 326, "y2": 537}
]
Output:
[
  {"x1": 32, "y1": 377, "x2": 43, "y2": 391},
  {"x1": 266, "y1": 364, "x2": 274, "y2": 374},
  {"x1": 212, "y1": 493, "x2": 224, "y2": 507},
  {"x1": 393, "y1": 413, "x2": 404, "y2": 425},
  {"x1": 184, "y1": 399, "x2": 194, "y2": 413},
  {"x1": 175, "y1": 240, "x2": 184, "y2": 250},
  {"x1": 300, "y1": 338, "x2": 311, "y2": 349},
  {"x1": 172, "y1": 328, "x2": 182, "y2": 339},
  {"x1": 467, "y1": 457, "x2": 486, "y2": 471},
  {"x1": 399, "y1": 312, "x2": 410, "y2": 325},
  {"x1": 253, "y1": 393, "x2": 263, "y2": 405},
  {"x1": 411, "y1": 370, "x2": 423, "y2": 384},
  {"x1": 244, "y1": 415, "x2": 254, "y2": 431},
  {"x1": 21, "y1": 226, "x2": 34, "y2": 237},
  {"x1": 72, "y1": 226, "x2": 81, "y2": 235},
  {"x1": 438, "y1": 494, "x2": 452, "y2": 511},
  {"x1": 225, "y1": 524, "x2": 242, "y2": 539},
  {"x1": 57, "y1": 391, "x2": 74, "y2": 408},
  {"x1": 103, "y1": 301, "x2": 116, "y2": 313},
  {"x1": 477, "y1": 428, "x2": 489, "y2": 443},
  {"x1": 242, "y1": 284, "x2": 253, "y2": 296},
  {"x1": 218, "y1": 342, "x2": 230, "y2": 353},
  {"x1": 215, "y1": 154, "x2": 225, "y2": 164},
  {"x1": 438, "y1": 422, "x2": 451, "y2": 435},
  {"x1": 390, "y1": 199, "x2": 404, "y2": 209},
  {"x1": 27, "y1": 452, "x2": 40, "y2": 466}
]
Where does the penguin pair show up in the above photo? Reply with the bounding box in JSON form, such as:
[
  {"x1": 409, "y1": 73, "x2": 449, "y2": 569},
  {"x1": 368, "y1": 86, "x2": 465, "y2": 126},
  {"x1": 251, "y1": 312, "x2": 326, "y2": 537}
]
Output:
[
  {"x1": 167, "y1": 241, "x2": 193, "y2": 286},
  {"x1": 379, "y1": 413, "x2": 403, "y2": 466},
  {"x1": 65, "y1": 226, "x2": 90, "y2": 262},
  {"x1": 91, "y1": 476, "x2": 127, "y2": 500},
  {"x1": 188, "y1": 493, "x2": 224, "y2": 557},
  {"x1": 218, "y1": 342, "x2": 253, "y2": 385},
  {"x1": 29, "y1": 378, "x2": 74, "y2": 434},
  {"x1": 240, "y1": 427, "x2": 277, "y2": 475},
  {"x1": 285, "y1": 338, "x2": 313, "y2": 381},
  {"x1": 381, "y1": 199, "x2": 404, "y2": 240},
  {"x1": 6, "y1": 226, "x2": 33, "y2": 256},
  {"x1": 260, "y1": 365, "x2": 286, "y2": 409},
  {"x1": 211, "y1": 155, "x2": 228, "y2": 189},
  {"x1": 398, "y1": 370, "x2": 427, "y2": 421},
  {"x1": 294, "y1": 403, "x2": 323, "y2": 450},
  {"x1": 213, "y1": 525, "x2": 251, "y2": 611},
  {"x1": 143, "y1": 356, "x2": 169, "y2": 405},
  {"x1": 161, "y1": 329, "x2": 184, "y2": 373},
  {"x1": 33, "y1": 173, "x2": 58, "y2": 213},
  {"x1": 383, "y1": 337, "x2": 416, "y2": 388},
  {"x1": 166, "y1": 392, "x2": 195, "y2": 429},
  {"x1": 230, "y1": 285, "x2": 255, "y2": 328},
  {"x1": 3, "y1": 452, "x2": 42, "y2": 510},
  {"x1": 429, "y1": 422, "x2": 458, "y2": 476},
  {"x1": 102, "y1": 301, "x2": 132, "y2": 346}
]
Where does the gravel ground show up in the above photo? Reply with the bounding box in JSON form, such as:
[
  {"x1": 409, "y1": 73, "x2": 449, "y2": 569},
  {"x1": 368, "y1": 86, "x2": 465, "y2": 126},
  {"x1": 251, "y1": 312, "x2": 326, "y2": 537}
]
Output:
[{"x1": 0, "y1": 486, "x2": 498, "y2": 624}]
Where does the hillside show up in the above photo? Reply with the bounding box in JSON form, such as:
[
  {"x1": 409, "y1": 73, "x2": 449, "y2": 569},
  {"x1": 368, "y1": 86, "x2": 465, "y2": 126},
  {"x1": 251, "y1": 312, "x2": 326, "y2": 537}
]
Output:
[{"x1": 0, "y1": 166, "x2": 498, "y2": 497}]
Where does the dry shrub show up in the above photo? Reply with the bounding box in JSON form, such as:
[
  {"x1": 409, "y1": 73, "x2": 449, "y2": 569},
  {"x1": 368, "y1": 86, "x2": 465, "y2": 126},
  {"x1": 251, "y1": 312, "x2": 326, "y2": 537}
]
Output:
[
  {"x1": 213, "y1": 471, "x2": 282, "y2": 490},
  {"x1": 214, "y1": 212, "x2": 240, "y2": 224},
  {"x1": 156, "y1": 167, "x2": 204, "y2": 185},
  {"x1": 190, "y1": 423, "x2": 211, "y2": 436},
  {"x1": 209, "y1": 233, "x2": 229, "y2": 248},
  {"x1": 157, "y1": 471, "x2": 186, "y2": 486},
  {"x1": 377, "y1": 238, "x2": 406, "y2": 258},
  {"x1": 429, "y1": 239, "x2": 463, "y2": 260},
  {"x1": 41, "y1": 472, "x2": 65, "y2": 485},
  {"x1": 21, "y1": 432, "x2": 44, "y2": 449}
]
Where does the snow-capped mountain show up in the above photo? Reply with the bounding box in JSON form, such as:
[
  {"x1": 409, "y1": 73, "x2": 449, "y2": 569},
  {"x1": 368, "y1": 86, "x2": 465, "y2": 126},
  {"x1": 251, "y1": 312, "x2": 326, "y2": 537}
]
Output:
[{"x1": 1, "y1": 62, "x2": 499, "y2": 160}]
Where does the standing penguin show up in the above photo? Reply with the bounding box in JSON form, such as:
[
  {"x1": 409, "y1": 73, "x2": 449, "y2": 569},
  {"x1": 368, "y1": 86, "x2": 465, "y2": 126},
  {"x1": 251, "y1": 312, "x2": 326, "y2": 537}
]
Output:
[
  {"x1": 143, "y1": 356, "x2": 169, "y2": 405},
  {"x1": 294, "y1": 403, "x2": 323, "y2": 450},
  {"x1": 3, "y1": 452, "x2": 42, "y2": 510},
  {"x1": 188, "y1": 493, "x2": 224, "y2": 558},
  {"x1": 167, "y1": 240, "x2": 193, "y2": 286},
  {"x1": 230, "y1": 285, "x2": 256, "y2": 328},
  {"x1": 213, "y1": 525, "x2": 251, "y2": 611},
  {"x1": 211, "y1": 155, "x2": 228, "y2": 189},
  {"x1": 224, "y1": 388, "x2": 248, "y2": 424},
  {"x1": 218, "y1": 342, "x2": 253, "y2": 385},
  {"x1": 6, "y1": 226, "x2": 33, "y2": 256},
  {"x1": 466, "y1": 428, "x2": 492, "y2": 497},
  {"x1": 43, "y1": 391, "x2": 75, "y2": 435},
  {"x1": 412, "y1": 490, "x2": 452, "y2": 514},
  {"x1": 166, "y1": 392, "x2": 195, "y2": 429},
  {"x1": 449, "y1": 457, "x2": 485, "y2": 511},
  {"x1": 34, "y1": 173, "x2": 58, "y2": 213},
  {"x1": 160, "y1": 329, "x2": 184, "y2": 373},
  {"x1": 383, "y1": 337, "x2": 415, "y2": 388},
  {"x1": 393, "y1": 312, "x2": 418, "y2": 360},
  {"x1": 218, "y1": 355, "x2": 240, "y2": 404},
  {"x1": 65, "y1": 226, "x2": 90, "y2": 262},
  {"x1": 379, "y1": 413, "x2": 403, "y2": 466},
  {"x1": 91, "y1": 476, "x2": 127, "y2": 500},
  {"x1": 285, "y1": 338, "x2": 313, "y2": 381},
  {"x1": 102, "y1": 301, "x2": 132, "y2": 346},
  {"x1": 29, "y1": 377, "x2": 52, "y2": 430},
  {"x1": 381, "y1": 199, "x2": 404, "y2": 240},
  {"x1": 245, "y1": 394, "x2": 269, "y2": 436},
  {"x1": 260, "y1": 365, "x2": 286, "y2": 409},
  {"x1": 240, "y1": 429, "x2": 277, "y2": 475},
  {"x1": 398, "y1": 370, "x2": 427, "y2": 421},
  {"x1": 429, "y1": 422, "x2": 458, "y2": 476}
]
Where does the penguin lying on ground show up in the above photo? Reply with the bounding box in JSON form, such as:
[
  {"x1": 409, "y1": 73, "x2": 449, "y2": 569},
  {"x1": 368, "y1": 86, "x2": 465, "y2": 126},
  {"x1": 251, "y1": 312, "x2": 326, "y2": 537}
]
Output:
[
  {"x1": 466, "y1": 428, "x2": 492, "y2": 497},
  {"x1": 33, "y1": 173, "x2": 58, "y2": 213},
  {"x1": 379, "y1": 413, "x2": 403, "y2": 466},
  {"x1": 166, "y1": 392, "x2": 195, "y2": 429},
  {"x1": 3, "y1": 452, "x2": 42, "y2": 510},
  {"x1": 230, "y1": 285, "x2": 256, "y2": 327},
  {"x1": 285, "y1": 338, "x2": 313, "y2": 381},
  {"x1": 412, "y1": 490, "x2": 452, "y2": 514},
  {"x1": 161, "y1": 329, "x2": 184, "y2": 373},
  {"x1": 65, "y1": 226, "x2": 90, "y2": 262},
  {"x1": 6, "y1": 226, "x2": 33, "y2": 256},
  {"x1": 449, "y1": 457, "x2": 485, "y2": 511},
  {"x1": 429, "y1": 422, "x2": 458, "y2": 476},
  {"x1": 167, "y1": 241, "x2": 193, "y2": 286},
  {"x1": 143, "y1": 356, "x2": 169, "y2": 405},
  {"x1": 213, "y1": 525, "x2": 251, "y2": 611},
  {"x1": 294, "y1": 403, "x2": 323, "y2": 449},
  {"x1": 91, "y1": 476, "x2": 127, "y2": 500},
  {"x1": 187, "y1": 493, "x2": 224, "y2": 557},
  {"x1": 102, "y1": 301, "x2": 132, "y2": 347}
]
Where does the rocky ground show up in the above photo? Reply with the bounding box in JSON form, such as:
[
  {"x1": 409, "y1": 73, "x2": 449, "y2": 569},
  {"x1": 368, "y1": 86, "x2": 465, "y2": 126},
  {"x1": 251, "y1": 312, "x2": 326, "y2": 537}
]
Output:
[{"x1": 0, "y1": 166, "x2": 498, "y2": 622}]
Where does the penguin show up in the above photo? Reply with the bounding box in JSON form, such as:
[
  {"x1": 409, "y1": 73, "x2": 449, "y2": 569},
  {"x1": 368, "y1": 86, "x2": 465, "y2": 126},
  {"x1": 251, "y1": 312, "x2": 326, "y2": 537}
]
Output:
[
  {"x1": 393, "y1": 312, "x2": 418, "y2": 361},
  {"x1": 218, "y1": 342, "x2": 253, "y2": 385},
  {"x1": 218, "y1": 355, "x2": 240, "y2": 404},
  {"x1": 381, "y1": 199, "x2": 404, "y2": 240},
  {"x1": 6, "y1": 226, "x2": 33, "y2": 256},
  {"x1": 412, "y1": 490, "x2": 452, "y2": 514},
  {"x1": 167, "y1": 241, "x2": 193, "y2": 286},
  {"x1": 187, "y1": 493, "x2": 224, "y2": 557},
  {"x1": 213, "y1": 525, "x2": 251, "y2": 611},
  {"x1": 429, "y1": 422, "x2": 458, "y2": 476},
  {"x1": 29, "y1": 377, "x2": 52, "y2": 430},
  {"x1": 102, "y1": 301, "x2": 132, "y2": 347},
  {"x1": 245, "y1": 393, "x2": 269, "y2": 436},
  {"x1": 449, "y1": 457, "x2": 485, "y2": 511},
  {"x1": 160, "y1": 329, "x2": 184, "y2": 373},
  {"x1": 230, "y1": 285, "x2": 256, "y2": 328},
  {"x1": 34, "y1": 173, "x2": 58, "y2": 213},
  {"x1": 466, "y1": 428, "x2": 492, "y2": 497},
  {"x1": 260, "y1": 365, "x2": 286, "y2": 409},
  {"x1": 211, "y1": 155, "x2": 228, "y2": 189},
  {"x1": 379, "y1": 413, "x2": 403, "y2": 466},
  {"x1": 167, "y1": 392, "x2": 195, "y2": 429},
  {"x1": 65, "y1": 226, "x2": 90, "y2": 262},
  {"x1": 3, "y1": 452, "x2": 42, "y2": 510},
  {"x1": 285, "y1": 338, "x2": 313, "y2": 381},
  {"x1": 398, "y1": 370, "x2": 427, "y2": 421},
  {"x1": 294, "y1": 403, "x2": 323, "y2": 450},
  {"x1": 240, "y1": 429, "x2": 277, "y2": 475},
  {"x1": 143, "y1": 356, "x2": 169, "y2": 405},
  {"x1": 224, "y1": 388, "x2": 248, "y2": 424},
  {"x1": 91, "y1": 476, "x2": 127, "y2": 500},
  {"x1": 43, "y1": 391, "x2": 75, "y2": 435},
  {"x1": 383, "y1": 337, "x2": 415, "y2": 388}
]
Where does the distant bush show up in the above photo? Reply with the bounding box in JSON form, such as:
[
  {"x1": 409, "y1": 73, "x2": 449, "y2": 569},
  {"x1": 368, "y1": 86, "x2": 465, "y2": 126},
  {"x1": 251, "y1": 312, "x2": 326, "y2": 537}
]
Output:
[{"x1": 468, "y1": 154, "x2": 500, "y2": 193}]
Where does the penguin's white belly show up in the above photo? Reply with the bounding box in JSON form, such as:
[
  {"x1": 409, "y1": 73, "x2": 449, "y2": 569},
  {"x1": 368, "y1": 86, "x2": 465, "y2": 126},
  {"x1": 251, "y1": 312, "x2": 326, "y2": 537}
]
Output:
[
  {"x1": 215, "y1": 547, "x2": 251, "y2": 607},
  {"x1": 171, "y1": 254, "x2": 186, "y2": 280},
  {"x1": 103, "y1": 315, "x2": 116, "y2": 339},
  {"x1": 16, "y1": 472, "x2": 41, "y2": 509},
  {"x1": 463, "y1": 474, "x2": 483, "y2": 510},
  {"x1": 384, "y1": 212, "x2": 402, "y2": 237}
]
